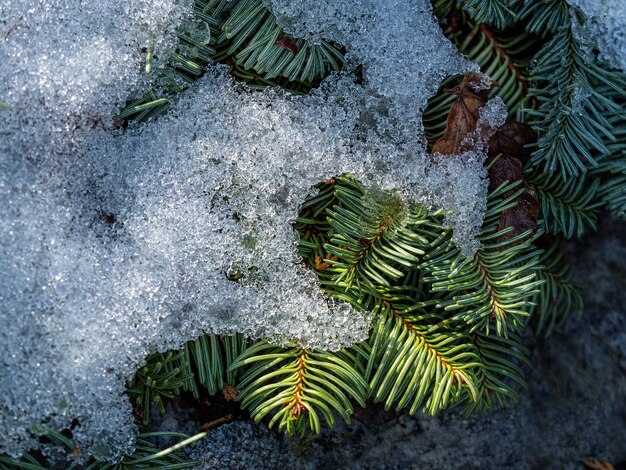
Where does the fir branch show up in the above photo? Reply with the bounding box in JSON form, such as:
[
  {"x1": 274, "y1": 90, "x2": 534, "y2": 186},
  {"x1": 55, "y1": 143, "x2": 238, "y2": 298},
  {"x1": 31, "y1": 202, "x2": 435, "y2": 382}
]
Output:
[
  {"x1": 230, "y1": 341, "x2": 368, "y2": 435},
  {"x1": 595, "y1": 88, "x2": 626, "y2": 216},
  {"x1": 420, "y1": 182, "x2": 544, "y2": 336},
  {"x1": 526, "y1": 166, "x2": 601, "y2": 238},
  {"x1": 0, "y1": 429, "x2": 204, "y2": 469},
  {"x1": 459, "y1": 0, "x2": 518, "y2": 30},
  {"x1": 598, "y1": 170, "x2": 626, "y2": 217},
  {"x1": 533, "y1": 243, "x2": 583, "y2": 336},
  {"x1": 127, "y1": 350, "x2": 194, "y2": 424},
  {"x1": 461, "y1": 328, "x2": 530, "y2": 413},
  {"x1": 522, "y1": 4, "x2": 626, "y2": 177},
  {"x1": 325, "y1": 179, "x2": 431, "y2": 289},
  {"x1": 366, "y1": 302, "x2": 481, "y2": 415},
  {"x1": 127, "y1": 334, "x2": 248, "y2": 423},
  {"x1": 425, "y1": 6, "x2": 539, "y2": 146},
  {"x1": 119, "y1": 0, "x2": 345, "y2": 122}
]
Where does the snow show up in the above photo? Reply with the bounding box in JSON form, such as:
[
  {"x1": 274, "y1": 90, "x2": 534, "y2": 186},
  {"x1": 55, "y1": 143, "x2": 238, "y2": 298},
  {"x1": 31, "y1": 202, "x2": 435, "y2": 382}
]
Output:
[
  {"x1": 0, "y1": 0, "x2": 496, "y2": 461},
  {"x1": 571, "y1": 0, "x2": 626, "y2": 72}
]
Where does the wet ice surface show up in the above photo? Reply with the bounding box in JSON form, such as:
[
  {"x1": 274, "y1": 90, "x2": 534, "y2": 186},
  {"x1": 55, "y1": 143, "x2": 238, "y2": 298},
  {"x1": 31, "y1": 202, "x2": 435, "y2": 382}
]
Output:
[{"x1": 1, "y1": 0, "x2": 496, "y2": 461}]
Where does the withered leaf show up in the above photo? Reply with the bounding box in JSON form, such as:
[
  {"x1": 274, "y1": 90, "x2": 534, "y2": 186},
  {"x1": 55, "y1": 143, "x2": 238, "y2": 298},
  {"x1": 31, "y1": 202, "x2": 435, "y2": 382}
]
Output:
[
  {"x1": 496, "y1": 185, "x2": 539, "y2": 246},
  {"x1": 581, "y1": 461, "x2": 616, "y2": 470},
  {"x1": 487, "y1": 155, "x2": 523, "y2": 192},
  {"x1": 432, "y1": 72, "x2": 496, "y2": 156},
  {"x1": 221, "y1": 383, "x2": 238, "y2": 402},
  {"x1": 276, "y1": 36, "x2": 298, "y2": 53},
  {"x1": 199, "y1": 414, "x2": 235, "y2": 431},
  {"x1": 488, "y1": 118, "x2": 537, "y2": 162}
]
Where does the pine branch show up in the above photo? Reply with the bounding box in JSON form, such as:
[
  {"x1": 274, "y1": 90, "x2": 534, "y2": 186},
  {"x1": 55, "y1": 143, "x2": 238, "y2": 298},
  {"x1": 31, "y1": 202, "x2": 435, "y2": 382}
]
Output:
[
  {"x1": 420, "y1": 182, "x2": 544, "y2": 336},
  {"x1": 127, "y1": 350, "x2": 194, "y2": 424},
  {"x1": 120, "y1": 0, "x2": 345, "y2": 122},
  {"x1": 459, "y1": 0, "x2": 519, "y2": 30},
  {"x1": 533, "y1": 243, "x2": 583, "y2": 336},
  {"x1": 461, "y1": 328, "x2": 530, "y2": 413},
  {"x1": 0, "y1": 429, "x2": 204, "y2": 469},
  {"x1": 526, "y1": 166, "x2": 601, "y2": 238},
  {"x1": 366, "y1": 302, "x2": 480, "y2": 415},
  {"x1": 230, "y1": 341, "x2": 368, "y2": 435},
  {"x1": 325, "y1": 178, "x2": 432, "y2": 289},
  {"x1": 521, "y1": 4, "x2": 626, "y2": 178}
]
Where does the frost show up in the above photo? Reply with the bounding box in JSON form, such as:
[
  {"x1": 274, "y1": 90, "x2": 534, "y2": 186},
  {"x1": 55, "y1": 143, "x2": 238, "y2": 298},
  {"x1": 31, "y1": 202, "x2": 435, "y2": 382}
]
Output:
[
  {"x1": 0, "y1": 0, "x2": 191, "y2": 157},
  {"x1": 267, "y1": 0, "x2": 477, "y2": 142},
  {"x1": 0, "y1": 0, "x2": 493, "y2": 462},
  {"x1": 570, "y1": 0, "x2": 626, "y2": 72}
]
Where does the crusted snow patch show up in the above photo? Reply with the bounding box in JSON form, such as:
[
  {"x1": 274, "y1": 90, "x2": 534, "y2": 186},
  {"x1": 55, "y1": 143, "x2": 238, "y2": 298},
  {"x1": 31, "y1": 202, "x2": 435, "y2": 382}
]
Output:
[
  {"x1": 0, "y1": 0, "x2": 191, "y2": 157},
  {"x1": 571, "y1": 0, "x2": 626, "y2": 72},
  {"x1": 268, "y1": 0, "x2": 477, "y2": 142},
  {"x1": 0, "y1": 0, "x2": 493, "y2": 461}
]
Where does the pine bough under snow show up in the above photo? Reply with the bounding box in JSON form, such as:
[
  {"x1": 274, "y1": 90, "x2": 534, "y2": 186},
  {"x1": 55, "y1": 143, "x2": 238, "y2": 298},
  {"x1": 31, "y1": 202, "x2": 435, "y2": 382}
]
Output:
[{"x1": 1, "y1": 0, "x2": 625, "y2": 467}]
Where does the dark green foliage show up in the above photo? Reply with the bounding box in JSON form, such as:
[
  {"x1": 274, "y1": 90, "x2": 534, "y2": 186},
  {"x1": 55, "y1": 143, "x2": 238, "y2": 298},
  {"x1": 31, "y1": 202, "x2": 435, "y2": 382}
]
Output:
[
  {"x1": 526, "y1": 167, "x2": 601, "y2": 238},
  {"x1": 421, "y1": 182, "x2": 544, "y2": 336},
  {"x1": 127, "y1": 350, "x2": 194, "y2": 423},
  {"x1": 120, "y1": 0, "x2": 345, "y2": 122},
  {"x1": 523, "y1": 24, "x2": 622, "y2": 176},
  {"x1": 289, "y1": 176, "x2": 545, "y2": 419},
  {"x1": 533, "y1": 243, "x2": 583, "y2": 336},
  {"x1": 430, "y1": 0, "x2": 626, "y2": 226},
  {"x1": 127, "y1": 333, "x2": 248, "y2": 424},
  {"x1": 366, "y1": 303, "x2": 481, "y2": 416},
  {"x1": 325, "y1": 182, "x2": 427, "y2": 289},
  {"x1": 462, "y1": 329, "x2": 530, "y2": 413},
  {"x1": 459, "y1": 0, "x2": 518, "y2": 30},
  {"x1": 425, "y1": 0, "x2": 540, "y2": 146},
  {"x1": 230, "y1": 341, "x2": 368, "y2": 435},
  {"x1": 0, "y1": 429, "x2": 203, "y2": 470}
]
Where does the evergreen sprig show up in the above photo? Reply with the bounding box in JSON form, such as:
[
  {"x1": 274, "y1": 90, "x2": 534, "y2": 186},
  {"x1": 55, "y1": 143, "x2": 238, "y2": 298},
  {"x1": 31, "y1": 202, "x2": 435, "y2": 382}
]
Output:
[
  {"x1": 462, "y1": 328, "x2": 530, "y2": 413},
  {"x1": 459, "y1": 0, "x2": 518, "y2": 30},
  {"x1": 533, "y1": 243, "x2": 583, "y2": 336},
  {"x1": 526, "y1": 166, "x2": 601, "y2": 238},
  {"x1": 120, "y1": 0, "x2": 345, "y2": 122},
  {"x1": 514, "y1": 1, "x2": 626, "y2": 179},
  {"x1": 420, "y1": 182, "x2": 543, "y2": 336},
  {"x1": 366, "y1": 302, "x2": 480, "y2": 415},
  {"x1": 0, "y1": 429, "x2": 205, "y2": 470},
  {"x1": 230, "y1": 341, "x2": 368, "y2": 435}
]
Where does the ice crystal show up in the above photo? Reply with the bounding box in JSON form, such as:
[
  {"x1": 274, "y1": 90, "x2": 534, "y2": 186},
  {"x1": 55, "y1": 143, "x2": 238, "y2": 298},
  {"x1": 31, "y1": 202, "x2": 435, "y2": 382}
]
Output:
[
  {"x1": 0, "y1": 0, "x2": 494, "y2": 460},
  {"x1": 571, "y1": 0, "x2": 626, "y2": 72}
]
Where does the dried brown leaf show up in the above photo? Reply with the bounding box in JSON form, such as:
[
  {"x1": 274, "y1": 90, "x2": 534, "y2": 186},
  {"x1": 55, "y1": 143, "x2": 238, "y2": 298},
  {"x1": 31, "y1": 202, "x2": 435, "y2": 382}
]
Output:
[
  {"x1": 222, "y1": 383, "x2": 238, "y2": 402},
  {"x1": 488, "y1": 119, "x2": 537, "y2": 162},
  {"x1": 582, "y1": 461, "x2": 616, "y2": 470},
  {"x1": 432, "y1": 72, "x2": 496, "y2": 156},
  {"x1": 487, "y1": 155, "x2": 523, "y2": 192},
  {"x1": 496, "y1": 185, "x2": 539, "y2": 246},
  {"x1": 199, "y1": 414, "x2": 235, "y2": 431}
]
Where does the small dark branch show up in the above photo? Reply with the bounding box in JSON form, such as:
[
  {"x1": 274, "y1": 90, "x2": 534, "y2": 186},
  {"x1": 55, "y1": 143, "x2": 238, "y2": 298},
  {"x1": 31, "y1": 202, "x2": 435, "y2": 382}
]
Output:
[
  {"x1": 477, "y1": 24, "x2": 529, "y2": 95},
  {"x1": 4, "y1": 24, "x2": 28, "y2": 43}
]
